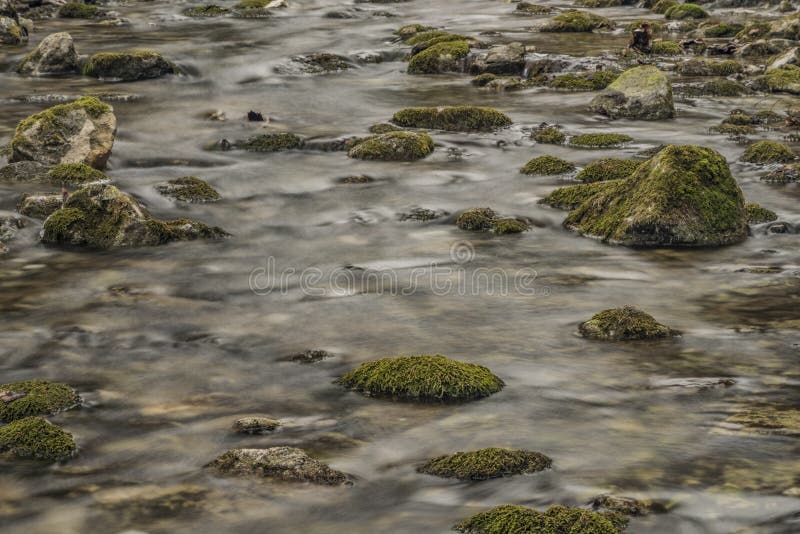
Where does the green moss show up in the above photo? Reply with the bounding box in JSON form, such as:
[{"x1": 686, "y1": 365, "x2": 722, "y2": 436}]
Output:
[
  {"x1": 410, "y1": 33, "x2": 469, "y2": 54},
  {"x1": 763, "y1": 65, "x2": 800, "y2": 95},
  {"x1": 83, "y1": 50, "x2": 176, "y2": 81},
  {"x1": 405, "y1": 30, "x2": 450, "y2": 45},
  {"x1": 155, "y1": 176, "x2": 221, "y2": 203},
  {"x1": 12, "y1": 97, "x2": 111, "y2": 154},
  {"x1": 520, "y1": 155, "x2": 575, "y2": 176},
  {"x1": 677, "y1": 58, "x2": 743, "y2": 76},
  {"x1": 347, "y1": 131, "x2": 434, "y2": 161},
  {"x1": 454, "y1": 504, "x2": 624, "y2": 534},
  {"x1": 651, "y1": 40, "x2": 682, "y2": 56},
  {"x1": 575, "y1": 0, "x2": 623, "y2": 6},
  {"x1": 691, "y1": 79, "x2": 748, "y2": 97},
  {"x1": 734, "y1": 21, "x2": 771, "y2": 42},
  {"x1": 368, "y1": 123, "x2": 402, "y2": 134},
  {"x1": 651, "y1": 0, "x2": 678, "y2": 14},
  {"x1": 407, "y1": 40, "x2": 469, "y2": 74},
  {"x1": 42, "y1": 208, "x2": 85, "y2": 242},
  {"x1": 744, "y1": 203, "x2": 778, "y2": 224},
  {"x1": 665, "y1": 3, "x2": 708, "y2": 20},
  {"x1": 703, "y1": 22, "x2": 744, "y2": 38},
  {"x1": 722, "y1": 113, "x2": 752, "y2": 126},
  {"x1": 392, "y1": 106, "x2": 511, "y2": 132},
  {"x1": 337, "y1": 355, "x2": 504, "y2": 402},
  {"x1": 492, "y1": 218, "x2": 530, "y2": 234},
  {"x1": 532, "y1": 126, "x2": 565, "y2": 145},
  {"x1": 548, "y1": 70, "x2": 619, "y2": 91},
  {"x1": 184, "y1": 4, "x2": 229, "y2": 16},
  {"x1": 456, "y1": 207, "x2": 497, "y2": 231},
  {"x1": 235, "y1": 0, "x2": 272, "y2": 7},
  {"x1": 710, "y1": 124, "x2": 756, "y2": 136},
  {"x1": 540, "y1": 10, "x2": 615, "y2": 32},
  {"x1": 472, "y1": 73, "x2": 497, "y2": 86},
  {"x1": 725, "y1": 405, "x2": 800, "y2": 436},
  {"x1": 569, "y1": 133, "x2": 633, "y2": 148},
  {"x1": 58, "y1": 2, "x2": 98, "y2": 18},
  {"x1": 0, "y1": 380, "x2": 80, "y2": 422},
  {"x1": 541, "y1": 181, "x2": 617, "y2": 210},
  {"x1": 576, "y1": 158, "x2": 641, "y2": 183},
  {"x1": 47, "y1": 163, "x2": 108, "y2": 186},
  {"x1": 741, "y1": 140, "x2": 796, "y2": 164},
  {"x1": 579, "y1": 306, "x2": 678, "y2": 341},
  {"x1": 394, "y1": 24, "x2": 435, "y2": 39},
  {"x1": 238, "y1": 132, "x2": 303, "y2": 152},
  {"x1": 0, "y1": 417, "x2": 76, "y2": 461},
  {"x1": 514, "y1": 2, "x2": 554, "y2": 15},
  {"x1": 418, "y1": 448, "x2": 551, "y2": 480}
]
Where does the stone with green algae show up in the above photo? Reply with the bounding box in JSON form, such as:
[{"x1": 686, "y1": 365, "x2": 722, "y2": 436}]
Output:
[
  {"x1": 418, "y1": 448, "x2": 551, "y2": 480},
  {"x1": 579, "y1": 306, "x2": 679, "y2": 341}
]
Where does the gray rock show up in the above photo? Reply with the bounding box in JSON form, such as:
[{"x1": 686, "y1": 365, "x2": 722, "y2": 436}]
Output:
[
  {"x1": 209, "y1": 447, "x2": 352, "y2": 485},
  {"x1": 0, "y1": 161, "x2": 51, "y2": 182},
  {"x1": 233, "y1": 416, "x2": 281, "y2": 434},
  {"x1": 0, "y1": 215, "x2": 24, "y2": 254},
  {"x1": 0, "y1": 15, "x2": 26, "y2": 45},
  {"x1": 83, "y1": 50, "x2": 177, "y2": 82},
  {"x1": 468, "y1": 42, "x2": 527, "y2": 75},
  {"x1": 590, "y1": 66, "x2": 675, "y2": 120},
  {"x1": 17, "y1": 32, "x2": 79, "y2": 75},
  {"x1": 17, "y1": 193, "x2": 63, "y2": 219}
]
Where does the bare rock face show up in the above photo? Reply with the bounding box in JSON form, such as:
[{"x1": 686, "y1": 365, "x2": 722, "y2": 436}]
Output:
[
  {"x1": 10, "y1": 96, "x2": 117, "y2": 169},
  {"x1": 16, "y1": 32, "x2": 79, "y2": 75},
  {"x1": 209, "y1": 447, "x2": 352, "y2": 485}
]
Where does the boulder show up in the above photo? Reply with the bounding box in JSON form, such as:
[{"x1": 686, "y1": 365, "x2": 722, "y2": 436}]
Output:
[
  {"x1": 768, "y1": 47, "x2": 800, "y2": 71},
  {"x1": 0, "y1": 15, "x2": 26, "y2": 45},
  {"x1": 83, "y1": 50, "x2": 177, "y2": 81},
  {"x1": 154, "y1": 176, "x2": 220, "y2": 202},
  {"x1": 209, "y1": 447, "x2": 352, "y2": 485},
  {"x1": 579, "y1": 306, "x2": 679, "y2": 341},
  {"x1": 17, "y1": 193, "x2": 63, "y2": 219},
  {"x1": 468, "y1": 42, "x2": 526, "y2": 75},
  {"x1": 347, "y1": 131, "x2": 433, "y2": 161},
  {"x1": 232, "y1": 416, "x2": 280, "y2": 434},
  {"x1": 590, "y1": 66, "x2": 674, "y2": 120},
  {"x1": 16, "y1": 32, "x2": 79, "y2": 75},
  {"x1": 454, "y1": 505, "x2": 624, "y2": 534},
  {"x1": 0, "y1": 161, "x2": 50, "y2": 182},
  {"x1": 10, "y1": 96, "x2": 117, "y2": 169},
  {"x1": 391, "y1": 106, "x2": 511, "y2": 132}
]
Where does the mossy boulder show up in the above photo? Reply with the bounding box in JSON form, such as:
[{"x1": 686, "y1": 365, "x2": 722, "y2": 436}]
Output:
[
  {"x1": 763, "y1": 65, "x2": 800, "y2": 95},
  {"x1": 407, "y1": 40, "x2": 469, "y2": 74},
  {"x1": 532, "y1": 126, "x2": 565, "y2": 144},
  {"x1": 155, "y1": 176, "x2": 221, "y2": 202},
  {"x1": 0, "y1": 417, "x2": 76, "y2": 461},
  {"x1": 541, "y1": 181, "x2": 617, "y2": 210},
  {"x1": 47, "y1": 163, "x2": 108, "y2": 186},
  {"x1": 563, "y1": 145, "x2": 747, "y2": 247},
  {"x1": 58, "y1": 2, "x2": 98, "y2": 18},
  {"x1": 575, "y1": 158, "x2": 640, "y2": 183},
  {"x1": 238, "y1": 132, "x2": 303, "y2": 152},
  {"x1": 652, "y1": 0, "x2": 678, "y2": 14},
  {"x1": 280, "y1": 53, "x2": 352, "y2": 74},
  {"x1": 394, "y1": 24, "x2": 434, "y2": 39},
  {"x1": 16, "y1": 32, "x2": 79, "y2": 75},
  {"x1": 456, "y1": 207, "x2": 496, "y2": 231},
  {"x1": 347, "y1": 131, "x2": 433, "y2": 161},
  {"x1": 232, "y1": 416, "x2": 280, "y2": 434},
  {"x1": 575, "y1": 0, "x2": 626, "y2": 6},
  {"x1": 685, "y1": 79, "x2": 748, "y2": 97},
  {"x1": 548, "y1": 70, "x2": 619, "y2": 91},
  {"x1": 209, "y1": 447, "x2": 351, "y2": 484},
  {"x1": 651, "y1": 40, "x2": 682, "y2": 56},
  {"x1": 0, "y1": 15, "x2": 27, "y2": 45},
  {"x1": 590, "y1": 66, "x2": 674, "y2": 120},
  {"x1": 391, "y1": 106, "x2": 511, "y2": 132},
  {"x1": 468, "y1": 42, "x2": 526, "y2": 76},
  {"x1": 454, "y1": 504, "x2": 624, "y2": 534},
  {"x1": 42, "y1": 184, "x2": 228, "y2": 249},
  {"x1": 579, "y1": 306, "x2": 678, "y2": 341},
  {"x1": 17, "y1": 193, "x2": 63, "y2": 220},
  {"x1": 514, "y1": 2, "x2": 553, "y2": 15},
  {"x1": 540, "y1": 10, "x2": 614, "y2": 32},
  {"x1": 724, "y1": 405, "x2": 799, "y2": 436},
  {"x1": 83, "y1": 50, "x2": 177, "y2": 81},
  {"x1": 184, "y1": 4, "x2": 230, "y2": 17},
  {"x1": 703, "y1": 22, "x2": 744, "y2": 38},
  {"x1": 0, "y1": 380, "x2": 80, "y2": 422},
  {"x1": 337, "y1": 354, "x2": 504, "y2": 402},
  {"x1": 418, "y1": 448, "x2": 551, "y2": 480},
  {"x1": 676, "y1": 58, "x2": 743, "y2": 76},
  {"x1": 10, "y1": 97, "x2": 116, "y2": 169},
  {"x1": 569, "y1": 133, "x2": 633, "y2": 148},
  {"x1": 520, "y1": 155, "x2": 575, "y2": 175},
  {"x1": 664, "y1": 3, "x2": 707, "y2": 20},
  {"x1": 744, "y1": 203, "x2": 778, "y2": 224},
  {"x1": 741, "y1": 140, "x2": 796, "y2": 164},
  {"x1": 492, "y1": 218, "x2": 530, "y2": 234}
]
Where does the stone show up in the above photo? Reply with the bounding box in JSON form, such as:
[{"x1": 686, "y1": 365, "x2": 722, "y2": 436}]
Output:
[
  {"x1": 209, "y1": 447, "x2": 352, "y2": 485},
  {"x1": 16, "y1": 32, "x2": 79, "y2": 75},
  {"x1": 590, "y1": 66, "x2": 674, "y2": 120}
]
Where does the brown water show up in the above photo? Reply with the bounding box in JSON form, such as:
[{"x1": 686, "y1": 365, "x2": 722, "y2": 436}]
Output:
[{"x1": 1, "y1": 1, "x2": 799, "y2": 533}]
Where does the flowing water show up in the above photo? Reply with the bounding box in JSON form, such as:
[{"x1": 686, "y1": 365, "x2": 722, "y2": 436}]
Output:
[{"x1": 1, "y1": 1, "x2": 799, "y2": 533}]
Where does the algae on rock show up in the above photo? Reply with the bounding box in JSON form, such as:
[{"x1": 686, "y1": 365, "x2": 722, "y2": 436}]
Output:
[
  {"x1": 579, "y1": 306, "x2": 679, "y2": 341},
  {"x1": 392, "y1": 106, "x2": 511, "y2": 132},
  {"x1": 418, "y1": 448, "x2": 551, "y2": 480}
]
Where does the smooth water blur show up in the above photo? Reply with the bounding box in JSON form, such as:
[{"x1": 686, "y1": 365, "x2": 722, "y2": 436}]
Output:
[{"x1": 1, "y1": 1, "x2": 799, "y2": 533}]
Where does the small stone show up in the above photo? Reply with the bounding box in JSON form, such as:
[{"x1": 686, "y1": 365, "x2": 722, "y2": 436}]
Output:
[
  {"x1": 233, "y1": 416, "x2": 281, "y2": 434},
  {"x1": 209, "y1": 447, "x2": 352, "y2": 485}
]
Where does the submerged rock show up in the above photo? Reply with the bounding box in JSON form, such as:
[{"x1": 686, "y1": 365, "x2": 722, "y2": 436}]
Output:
[
  {"x1": 232, "y1": 416, "x2": 281, "y2": 434},
  {"x1": 155, "y1": 176, "x2": 220, "y2": 203},
  {"x1": 418, "y1": 448, "x2": 551, "y2": 480},
  {"x1": 209, "y1": 447, "x2": 351, "y2": 485},
  {"x1": 397, "y1": 207, "x2": 448, "y2": 221},
  {"x1": 10, "y1": 97, "x2": 117, "y2": 169},
  {"x1": 391, "y1": 106, "x2": 511, "y2": 132},
  {"x1": 237, "y1": 132, "x2": 303, "y2": 152},
  {"x1": 588, "y1": 494, "x2": 663, "y2": 516},
  {"x1": 16, "y1": 32, "x2": 79, "y2": 75},
  {"x1": 0, "y1": 380, "x2": 80, "y2": 422},
  {"x1": 337, "y1": 354, "x2": 504, "y2": 402},
  {"x1": 590, "y1": 66, "x2": 674, "y2": 120},
  {"x1": 579, "y1": 306, "x2": 679, "y2": 341},
  {"x1": 724, "y1": 405, "x2": 799, "y2": 436},
  {"x1": 286, "y1": 349, "x2": 333, "y2": 363},
  {"x1": 94, "y1": 484, "x2": 209, "y2": 518},
  {"x1": 740, "y1": 140, "x2": 796, "y2": 164},
  {"x1": 698, "y1": 278, "x2": 800, "y2": 331},
  {"x1": 83, "y1": 50, "x2": 177, "y2": 81},
  {"x1": 17, "y1": 193, "x2": 62, "y2": 219},
  {"x1": 454, "y1": 504, "x2": 625, "y2": 534},
  {"x1": 347, "y1": 131, "x2": 433, "y2": 161},
  {"x1": 520, "y1": 155, "x2": 575, "y2": 175},
  {"x1": 0, "y1": 417, "x2": 76, "y2": 461},
  {"x1": 278, "y1": 53, "x2": 353, "y2": 74}
]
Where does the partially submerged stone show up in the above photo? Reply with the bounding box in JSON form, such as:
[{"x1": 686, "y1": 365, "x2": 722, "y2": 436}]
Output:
[
  {"x1": 588, "y1": 494, "x2": 663, "y2": 516},
  {"x1": 83, "y1": 50, "x2": 178, "y2": 81},
  {"x1": 338, "y1": 354, "x2": 504, "y2": 402},
  {"x1": 0, "y1": 216, "x2": 23, "y2": 254},
  {"x1": 741, "y1": 140, "x2": 796, "y2": 164},
  {"x1": 744, "y1": 203, "x2": 778, "y2": 224},
  {"x1": 209, "y1": 447, "x2": 351, "y2": 484},
  {"x1": 391, "y1": 106, "x2": 511, "y2": 132},
  {"x1": 10, "y1": 96, "x2": 116, "y2": 169},
  {"x1": 532, "y1": 126, "x2": 565, "y2": 145},
  {"x1": 579, "y1": 306, "x2": 679, "y2": 341},
  {"x1": 664, "y1": 3, "x2": 707, "y2": 20},
  {"x1": 454, "y1": 504, "x2": 625, "y2": 534},
  {"x1": 764, "y1": 65, "x2": 800, "y2": 95},
  {"x1": 398, "y1": 207, "x2": 448, "y2": 221},
  {"x1": 279, "y1": 53, "x2": 352, "y2": 74},
  {"x1": 48, "y1": 163, "x2": 108, "y2": 186},
  {"x1": 676, "y1": 58, "x2": 742, "y2": 76},
  {"x1": 467, "y1": 42, "x2": 526, "y2": 76},
  {"x1": 548, "y1": 70, "x2": 618, "y2": 91},
  {"x1": 514, "y1": 2, "x2": 553, "y2": 15},
  {"x1": 575, "y1": 158, "x2": 640, "y2": 183},
  {"x1": 724, "y1": 405, "x2": 799, "y2": 436},
  {"x1": 0, "y1": 417, "x2": 76, "y2": 461},
  {"x1": 520, "y1": 155, "x2": 575, "y2": 176},
  {"x1": 233, "y1": 416, "x2": 280, "y2": 434},
  {"x1": 94, "y1": 484, "x2": 209, "y2": 518},
  {"x1": 155, "y1": 176, "x2": 220, "y2": 203},
  {"x1": 286, "y1": 349, "x2": 334, "y2": 363},
  {"x1": 541, "y1": 181, "x2": 615, "y2": 211},
  {"x1": 407, "y1": 39, "x2": 469, "y2": 74},
  {"x1": 569, "y1": 133, "x2": 632, "y2": 148},
  {"x1": 0, "y1": 15, "x2": 27, "y2": 45},
  {"x1": 650, "y1": 40, "x2": 682, "y2": 56},
  {"x1": 418, "y1": 448, "x2": 551, "y2": 480},
  {"x1": 16, "y1": 32, "x2": 79, "y2": 75},
  {"x1": 456, "y1": 207, "x2": 496, "y2": 231},
  {"x1": 540, "y1": 10, "x2": 614, "y2": 33},
  {"x1": 17, "y1": 193, "x2": 62, "y2": 219},
  {"x1": 492, "y1": 218, "x2": 530, "y2": 235},
  {"x1": 184, "y1": 4, "x2": 230, "y2": 17},
  {"x1": 590, "y1": 66, "x2": 674, "y2": 120},
  {"x1": 347, "y1": 131, "x2": 433, "y2": 161},
  {"x1": 0, "y1": 380, "x2": 80, "y2": 422},
  {"x1": 59, "y1": 2, "x2": 99, "y2": 18},
  {"x1": 238, "y1": 132, "x2": 303, "y2": 152},
  {"x1": 0, "y1": 161, "x2": 50, "y2": 183}
]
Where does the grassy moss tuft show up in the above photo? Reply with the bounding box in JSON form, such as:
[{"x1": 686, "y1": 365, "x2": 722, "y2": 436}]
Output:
[
  {"x1": 576, "y1": 158, "x2": 640, "y2": 183},
  {"x1": 407, "y1": 40, "x2": 469, "y2": 74},
  {"x1": 0, "y1": 380, "x2": 80, "y2": 422},
  {"x1": 239, "y1": 132, "x2": 303, "y2": 152},
  {"x1": 520, "y1": 155, "x2": 575, "y2": 175},
  {"x1": 579, "y1": 306, "x2": 678, "y2": 341},
  {"x1": 664, "y1": 3, "x2": 708, "y2": 20},
  {"x1": 59, "y1": 2, "x2": 98, "y2": 18},
  {"x1": 347, "y1": 131, "x2": 434, "y2": 161},
  {"x1": 456, "y1": 207, "x2": 497, "y2": 231},
  {"x1": 741, "y1": 140, "x2": 796, "y2": 164},
  {"x1": 744, "y1": 203, "x2": 778, "y2": 224},
  {"x1": 155, "y1": 176, "x2": 221, "y2": 203},
  {"x1": 492, "y1": 218, "x2": 530, "y2": 234},
  {"x1": 0, "y1": 417, "x2": 76, "y2": 461},
  {"x1": 540, "y1": 10, "x2": 614, "y2": 32},
  {"x1": 532, "y1": 126, "x2": 565, "y2": 144},
  {"x1": 392, "y1": 106, "x2": 511, "y2": 132},
  {"x1": 651, "y1": 40, "x2": 682, "y2": 56},
  {"x1": 48, "y1": 163, "x2": 108, "y2": 186},
  {"x1": 418, "y1": 448, "x2": 551, "y2": 480},
  {"x1": 541, "y1": 181, "x2": 618, "y2": 210}
]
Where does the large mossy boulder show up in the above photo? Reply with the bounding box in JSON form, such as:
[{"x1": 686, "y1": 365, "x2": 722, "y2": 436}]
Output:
[
  {"x1": 0, "y1": 380, "x2": 80, "y2": 422},
  {"x1": 407, "y1": 39, "x2": 469, "y2": 74},
  {"x1": 42, "y1": 184, "x2": 228, "y2": 249},
  {"x1": 10, "y1": 97, "x2": 116, "y2": 169},
  {"x1": 83, "y1": 50, "x2": 177, "y2": 81},
  {"x1": 579, "y1": 306, "x2": 678, "y2": 341},
  {"x1": 562, "y1": 145, "x2": 747, "y2": 247},
  {"x1": 347, "y1": 131, "x2": 433, "y2": 161},
  {"x1": 454, "y1": 504, "x2": 625, "y2": 534},
  {"x1": 741, "y1": 140, "x2": 796, "y2": 164},
  {"x1": 16, "y1": 32, "x2": 79, "y2": 75},
  {"x1": 209, "y1": 447, "x2": 351, "y2": 485},
  {"x1": 418, "y1": 448, "x2": 552, "y2": 481},
  {"x1": 0, "y1": 417, "x2": 76, "y2": 461},
  {"x1": 590, "y1": 66, "x2": 674, "y2": 120},
  {"x1": 391, "y1": 106, "x2": 511, "y2": 132},
  {"x1": 540, "y1": 10, "x2": 614, "y2": 32},
  {"x1": 337, "y1": 354, "x2": 504, "y2": 402}
]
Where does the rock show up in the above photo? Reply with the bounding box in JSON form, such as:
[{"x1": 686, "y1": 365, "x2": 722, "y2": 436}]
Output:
[
  {"x1": 17, "y1": 193, "x2": 63, "y2": 219},
  {"x1": 391, "y1": 106, "x2": 511, "y2": 132},
  {"x1": 42, "y1": 184, "x2": 228, "y2": 249},
  {"x1": 763, "y1": 65, "x2": 800, "y2": 94},
  {"x1": 492, "y1": 218, "x2": 530, "y2": 234},
  {"x1": 568, "y1": 133, "x2": 632, "y2": 148},
  {"x1": 407, "y1": 39, "x2": 469, "y2": 74},
  {"x1": 579, "y1": 306, "x2": 679, "y2": 341},
  {"x1": 0, "y1": 15, "x2": 26, "y2": 45},
  {"x1": 454, "y1": 505, "x2": 625, "y2": 534},
  {"x1": 154, "y1": 176, "x2": 220, "y2": 203},
  {"x1": 83, "y1": 50, "x2": 177, "y2": 81},
  {"x1": 741, "y1": 140, "x2": 796, "y2": 164},
  {"x1": 286, "y1": 349, "x2": 333, "y2": 363},
  {"x1": 418, "y1": 448, "x2": 551, "y2": 480},
  {"x1": 724, "y1": 405, "x2": 799, "y2": 436},
  {"x1": 590, "y1": 66, "x2": 674, "y2": 120},
  {"x1": 233, "y1": 0, "x2": 285, "y2": 17},
  {"x1": 232, "y1": 416, "x2": 281, "y2": 434},
  {"x1": 588, "y1": 494, "x2": 663, "y2": 516},
  {"x1": 397, "y1": 207, "x2": 448, "y2": 221},
  {"x1": 649, "y1": 377, "x2": 735, "y2": 390},
  {"x1": 456, "y1": 207, "x2": 496, "y2": 231},
  {"x1": 347, "y1": 131, "x2": 433, "y2": 161},
  {"x1": 664, "y1": 3, "x2": 708, "y2": 20},
  {"x1": 0, "y1": 417, "x2": 76, "y2": 461},
  {"x1": 337, "y1": 354, "x2": 504, "y2": 402},
  {"x1": 16, "y1": 32, "x2": 79, "y2": 75},
  {"x1": 0, "y1": 161, "x2": 50, "y2": 182},
  {"x1": 541, "y1": 181, "x2": 614, "y2": 211},
  {"x1": 767, "y1": 47, "x2": 799, "y2": 71},
  {"x1": 515, "y1": 2, "x2": 554, "y2": 15},
  {"x1": 0, "y1": 380, "x2": 80, "y2": 422},
  {"x1": 563, "y1": 145, "x2": 747, "y2": 247},
  {"x1": 58, "y1": 2, "x2": 100, "y2": 18},
  {"x1": 48, "y1": 162, "x2": 109, "y2": 185},
  {"x1": 467, "y1": 42, "x2": 526, "y2": 75},
  {"x1": 540, "y1": 10, "x2": 615, "y2": 33},
  {"x1": 676, "y1": 58, "x2": 742, "y2": 76},
  {"x1": 94, "y1": 484, "x2": 209, "y2": 518},
  {"x1": 277, "y1": 53, "x2": 352, "y2": 74},
  {"x1": 184, "y1": 4, "x2": 230, "y2": 17},
  {"x1": 520, "y1": 155, "x2": 575, "y2": 175},
  {"x1": 744, "y1": 203, "x2": 778, "y2": 224},
  {"x1": 548, "y1": 70, "x2": 619, "y2": 91},
  {"x1": 10, "y1": 96, "x2": 116, "y2": 169},
  {"x1": 209, "y1": 447, "x2": 352, "y2": 485},
  {"x1": 0, "y1": 215, "x2": 24, "y2": 254},
  {"x1": 237, "y1": 132, "x2": 303, "y2": 152},
  {"x1": 770, "y1": 12, "x2": 800, "y2": 40},
  {"x1": 575, "y1": 158, "x2": 640, "y2": 183},
  {"x1": 532, "y1": 125, "x2": 566, "y2": 144}
]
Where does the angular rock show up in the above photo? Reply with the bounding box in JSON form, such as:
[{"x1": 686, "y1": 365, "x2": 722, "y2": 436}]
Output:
[
  {"x1": 590, "y1": 66, "x2": 674, "y2": 120},
  {"x1": 468, "y1": 42, "x2": 526, "y2": 75},
  {"x1": 209, "y1": 447, "x2": 351, "y2": 485},
  {"x1": 16, "y1": 32, "x2": 79, "y2": 75}
]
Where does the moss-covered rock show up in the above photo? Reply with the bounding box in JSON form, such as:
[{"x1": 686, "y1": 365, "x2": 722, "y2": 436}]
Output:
[
  {"x1": 0, "y1": 380, "x2": 80, "y2": 422},
  {"x1": 155, "y1": 176, "x2": 221, "y2": 203},
  {"x1": 569, "y1": 133, "x2": 633, "y2": 148},
  {"x1": 683, "y1": 79, "x2": 748, "y2": 97},
  {"x1": 563, "y1": 145, "x2": 747, "y2": 247},
  {"x1": 0, "y1": 417, "x2": 76, "y2": 461},
  {"x1": 392, "y1": 106, "x2": 511, "y2": 132},
  {"x1": 238, "y1": 132, "x2": 303, "y2": 152},
  {"x1": 589, "y1": 494, "x2": 661, "y2": 516},
  {"x1": 664, "y1": 3, "x2": 707, "y2": 20},
  {"x1": 579, "y1": 306, "x2": 678, "y2": 341},
  {"x1": 492, "y1": 218, "x2": 530, "y2": 234},
  {"x1": 59, "y1": 2, "x2": 98, "y2": 18},
  {"x1": 575, "y1": 0, "x2": 625, "y2": 6},
  {"x1": 407, "y1": 40, "x2": 469, "y2": 74},
  {"x1": 514, "y1": 2, "x2": 553, "y2": 15},
  {"x1": 16, "y1": 32, "x2": 79, "y2": 75},
  {"x1": 541, "y1": 181, "x2": 617, "y2": 210},
  {"x1": 0, "y1": 16, "x2": 27, "y2": 45},
  {"x1": 47, "y1": 163, "x2": 108, "y2": 186},
  {"x1": 394, "y1": 24, "x2": 434, "y2": 39},
  {"x1": 369, "y1": 122, "x2": 402, "y2": 134},
  {"x1": 456, "y1": 207, "x2": 497, "y2": 231},
  {"x1": 740, "y1": 140, "x2": 796, "y2": 164},
  {"x1": 454, "y1": 504, "x2": 624, "y2": 534},
  {"x1": 724, "y1": 405, "x2": 799, "y2": 436},
  {"x1": 744, "y1": 203, "x2": 778, "y2": 224},
  {"x1": 763, "y1": 65, "x2": 800, "y2": 95},
  {"x1": 184, "y1": 4, "x2": 229, "y2": 17},
  {"x1": 279, "y1": 53, "x2": 352, "y2": 74},
  {"x1": 10, "y1": 96, "x2": 116, "y2": 169},
  {"x1": 703, "y1": 22, "x2": 744, "y2": 38},
  {"x1": 337, "y1": 354, "x2": 504, "y2": 402},
  {"x1": 17, "y1": 193, "x2": 63, "y2": 220},
  {"x1": 575, "y1": 158, "x2": 640, "y2": 183},
  {"x1": 590, "y1": 66, "x2": 674, "y2": 120},
  {"x1": 232, "y1": 416, "x2": 280, "y2": 434},
  {"x1": 676, "y1": 58, "x2": 743, "y2": 76},
  {"x1": 651, "y1": 40, "x2": 682, "y2": 56},
  {"x1": 548, "y1": 70, "x2": 619, "y2": 91},
  {"x1": 418, "y1": 448, "x2": 551, "y2": 480},
  {"x1": 532, "y1": 126, "x2": 565, "y2": 144},
  {"x1": 347, "y1": 131, "x2": 433, "y2": 161},
  {"x1": 405, "y1": 30, "x2": 451, "y2": 46},
  {"x1": 83, "y1": 50, "x2": 177, "y2": 81},
  {"x1": 520, "y1": 155, "x2": 575, "y2": 175},
  {"x1": 652, "y1": 0, "x2": 678, "y2": 14},
  {"x1": 209, "y1": 447, "x2": 352, "y2": 484},
  {"x1": 540, "y1": 10, "x2": 614, "y2": 32}
]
